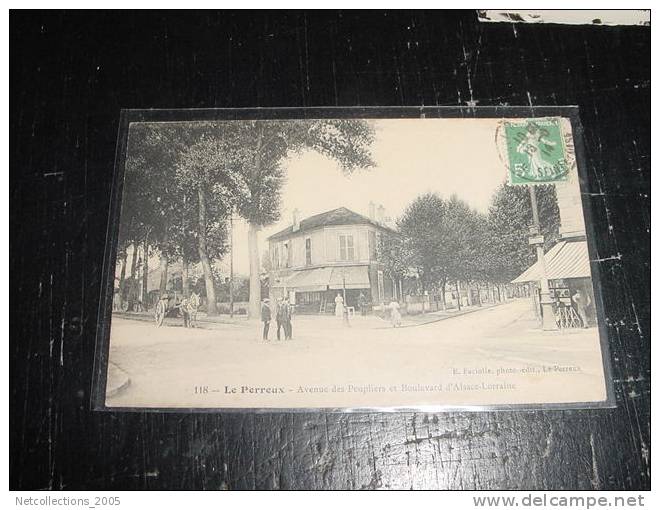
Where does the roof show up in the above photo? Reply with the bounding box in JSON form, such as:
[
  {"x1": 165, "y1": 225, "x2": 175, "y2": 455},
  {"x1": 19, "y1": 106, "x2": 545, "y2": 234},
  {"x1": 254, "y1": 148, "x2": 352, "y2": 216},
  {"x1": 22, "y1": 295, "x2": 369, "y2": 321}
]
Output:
[
  {"x1": 511, "y1": 239, "x2": 592, "y2": 284},
  {"x1": 267, "y1": 207, "x2": 396, "y2": 241}
]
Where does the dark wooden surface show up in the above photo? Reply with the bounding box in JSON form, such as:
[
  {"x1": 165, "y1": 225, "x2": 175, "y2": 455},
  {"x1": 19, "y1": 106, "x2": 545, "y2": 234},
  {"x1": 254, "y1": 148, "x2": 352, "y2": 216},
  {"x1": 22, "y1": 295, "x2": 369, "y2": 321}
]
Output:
[{"x1": 10, "y1": 11, "x2": 650, "y2": 490}]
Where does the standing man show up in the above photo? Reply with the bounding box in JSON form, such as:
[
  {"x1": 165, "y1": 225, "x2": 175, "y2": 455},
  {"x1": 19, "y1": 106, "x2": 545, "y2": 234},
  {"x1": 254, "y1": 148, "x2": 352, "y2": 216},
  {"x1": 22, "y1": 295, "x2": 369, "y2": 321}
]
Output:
[
  {"x1": 572, "y1": 289, "x2": 591, "y2": 328},
  {"x1": 358, "y1": 292, "x2": 367, "y2": 316},
  {"x1": 261, "y1": 298, "x2": 272, "y2": 341},
  {"x1": 276, "y1": 297, "x2": 286, "y2": 341},
  {"x1": 283, "y1": 296, "x2": 293, "y2": 340}
]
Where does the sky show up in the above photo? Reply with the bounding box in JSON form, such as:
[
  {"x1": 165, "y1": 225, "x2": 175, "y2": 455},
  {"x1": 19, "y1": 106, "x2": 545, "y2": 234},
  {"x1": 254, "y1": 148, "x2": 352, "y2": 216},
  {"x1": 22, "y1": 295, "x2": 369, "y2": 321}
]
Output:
[{"x1": 220, "y1": 118, "x2": 510, "y2": 276}]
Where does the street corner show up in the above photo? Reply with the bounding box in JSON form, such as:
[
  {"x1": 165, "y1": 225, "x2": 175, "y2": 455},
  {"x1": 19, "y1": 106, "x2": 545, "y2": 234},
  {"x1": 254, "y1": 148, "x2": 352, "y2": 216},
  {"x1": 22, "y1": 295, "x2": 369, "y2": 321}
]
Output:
[{"x1": 105, "y1": 361, "x2": 132, "y2": 399}]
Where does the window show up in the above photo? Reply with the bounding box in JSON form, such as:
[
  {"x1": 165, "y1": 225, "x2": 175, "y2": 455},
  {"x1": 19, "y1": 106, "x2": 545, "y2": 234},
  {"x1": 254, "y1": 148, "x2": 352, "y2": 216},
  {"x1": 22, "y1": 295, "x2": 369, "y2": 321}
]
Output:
[
  {"x1": 305, "y1": 238, "x2": 312, "y2": 266},
  {"x1": 272, "y1": 245, "x2": 279, "y2": 269},
  {"x1": 339, "y1": 234, "x2": 355, "y2": 261},
  {"x1": 299, "y1": 291, "x2": 322, "y2": 304},
  {"x1": 283, "y1": 242, "x2": 290, "y2": 268},
  {"x1": 368, "y1": 231, "x2": 377, "y2": 260}
]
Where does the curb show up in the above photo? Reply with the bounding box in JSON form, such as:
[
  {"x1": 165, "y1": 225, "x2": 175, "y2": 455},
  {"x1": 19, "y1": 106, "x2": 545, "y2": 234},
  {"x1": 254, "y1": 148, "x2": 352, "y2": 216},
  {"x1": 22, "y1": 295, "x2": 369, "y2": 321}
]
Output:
[
  {"x1": 113, "y1": 311, "x2": 252, "y2": 327},
  {"x1": 106, "y1": 362, "x2": 131, "y2": 399},
  {"x1": 373, "y1": 302, "x2": 504, "y2": 329}
]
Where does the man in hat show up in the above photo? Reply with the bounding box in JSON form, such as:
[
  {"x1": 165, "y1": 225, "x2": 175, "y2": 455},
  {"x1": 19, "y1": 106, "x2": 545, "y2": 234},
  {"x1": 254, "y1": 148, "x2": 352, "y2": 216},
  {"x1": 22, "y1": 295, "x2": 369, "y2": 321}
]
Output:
[
  {"x1": 283, "y1": 296, "x2": 293, "y2": 340},
  {"x1": 276, "y1": 297, "x2": 286, "y2": 341},
  {"x1": 261, "y1": 298, "x2": 272, "y2": 341}
]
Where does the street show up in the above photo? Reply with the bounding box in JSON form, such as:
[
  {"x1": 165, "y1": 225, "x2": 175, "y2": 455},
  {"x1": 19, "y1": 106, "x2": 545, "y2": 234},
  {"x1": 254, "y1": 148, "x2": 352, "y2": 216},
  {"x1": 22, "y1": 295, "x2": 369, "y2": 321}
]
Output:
[{"x1": 105, "y1": 298, "x2": 608, "y2": 409}]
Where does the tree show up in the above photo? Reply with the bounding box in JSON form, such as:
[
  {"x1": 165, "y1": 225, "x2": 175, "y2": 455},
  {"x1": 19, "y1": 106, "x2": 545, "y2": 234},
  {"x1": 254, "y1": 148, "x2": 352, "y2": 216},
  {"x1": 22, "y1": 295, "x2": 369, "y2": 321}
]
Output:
[
  {"x1": 123, "y1": 123, "x2": 186, "y2": 298},
  {"x1": 223, "y1": 120, "x2": 376, "y2": 318},
  {"x1": 124, "y1": 122, "x2": 235, "y2": 315},
  {"x1": 396, "y1": 193, "x2": 492, "y2": 309},
  {"x1": 378, "y1": 232, "x2": 409, "y2": 295},
  {"x1": 397, "y1": 193, "x2": 451, "y2": 299},
  {"x1": 485, "y1": 182, "x2": 560, "y2": 284},
  {"x1": 175, "y1": 136, "x2": 238, "y2": 314},
  {"x1": 119, "y1": 119, "x2": 375, "y2": 319}
]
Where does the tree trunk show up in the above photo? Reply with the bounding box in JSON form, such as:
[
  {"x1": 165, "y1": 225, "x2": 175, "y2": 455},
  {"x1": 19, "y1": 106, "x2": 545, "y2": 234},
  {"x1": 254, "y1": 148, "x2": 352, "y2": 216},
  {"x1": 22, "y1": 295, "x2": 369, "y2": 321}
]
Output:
[
  {"x1": 197, "y1": 186, "x2": 218, "y2": 315},
  {"x1": 182, "y1": 257, "x2": 190, "y2": 298},
  {"x1": 440, "y1": 280, "x2": 447, "y2": 311},
  {"x1": 247, "y1": 222, "x2": 261, "y2": 319},
  {"x1": 466, "y1": 281, "x2": 473, "y2": 307},
  {"x1": 128, "y1": 242, "x2": 138, "y2": 311},
  {"x1": 142, "y1": 237, "x2": 149, "y2": 310},
  {"x1": 159, "y1": 251, "x2": 168, "y2": 295},
  {"x1": 117, "y1": 251, "x2": 127, "y2": 309},
  {"x1": 456, "y1": 281, "x2": 462, "y2": 311},
  {"x1": 247, "y1": 126, "x2": 265, "y2": 320}
]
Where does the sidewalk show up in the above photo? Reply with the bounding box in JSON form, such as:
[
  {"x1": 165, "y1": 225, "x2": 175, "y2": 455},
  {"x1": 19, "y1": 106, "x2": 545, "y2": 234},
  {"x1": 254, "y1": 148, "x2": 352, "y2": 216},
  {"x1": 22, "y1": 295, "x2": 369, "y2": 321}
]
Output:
[
  {"x1": 387, "y1": 301, "x2": 503, "y2": 328},
  {"x1": 105, "y1": 362, "x2": 131, "y2": 398},
  {"x1": 113, "y1": 309, "x2": 254, "y2": 327},
  {"x1": 113, "y1": 300, "x2": 506, "y2": 330}
]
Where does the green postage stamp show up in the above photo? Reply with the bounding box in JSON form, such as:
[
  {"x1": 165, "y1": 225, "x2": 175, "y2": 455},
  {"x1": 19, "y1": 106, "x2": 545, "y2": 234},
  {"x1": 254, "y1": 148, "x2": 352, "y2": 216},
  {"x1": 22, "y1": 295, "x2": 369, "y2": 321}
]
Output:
[{"x1": 504, "y1": 118, "x2": 569, "y2": 186}]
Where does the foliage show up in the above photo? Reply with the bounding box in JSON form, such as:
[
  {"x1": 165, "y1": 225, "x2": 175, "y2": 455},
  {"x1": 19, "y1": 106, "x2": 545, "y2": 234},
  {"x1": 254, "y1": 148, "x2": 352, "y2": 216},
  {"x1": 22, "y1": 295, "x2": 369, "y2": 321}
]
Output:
[
  {"x1": 116, "y1": 119, "x2": 376, "y2": 316},
  {"x1": 485, "y1": 183, "x2": 560, "y2": 283},
  {"x1": 396, "y1": 193, "x2": 451, "y2": 292},
  {"x1": 394, "y1": 184, "x2": 559, "y2": 292},
  {"x1": 378, "y1": 233, "x2": 409, "y2": 282}
]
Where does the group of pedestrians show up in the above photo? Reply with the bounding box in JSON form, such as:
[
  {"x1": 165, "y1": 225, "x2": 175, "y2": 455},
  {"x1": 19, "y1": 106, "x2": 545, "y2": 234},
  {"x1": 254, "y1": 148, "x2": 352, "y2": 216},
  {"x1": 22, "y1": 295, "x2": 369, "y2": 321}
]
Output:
[{"x1": 260, "y1": 296, "x2": 294, "y2": 342}]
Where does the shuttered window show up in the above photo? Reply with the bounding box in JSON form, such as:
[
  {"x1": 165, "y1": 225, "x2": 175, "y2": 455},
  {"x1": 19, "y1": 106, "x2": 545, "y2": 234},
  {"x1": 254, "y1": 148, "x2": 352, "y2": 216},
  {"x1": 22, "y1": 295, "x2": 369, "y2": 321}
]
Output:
[
  {"x1": 339, "y1": 235, "x2": 355, "y2": 261},
  {"x1": 305, "y1": 238, "x2": 312, "y2": 265}
]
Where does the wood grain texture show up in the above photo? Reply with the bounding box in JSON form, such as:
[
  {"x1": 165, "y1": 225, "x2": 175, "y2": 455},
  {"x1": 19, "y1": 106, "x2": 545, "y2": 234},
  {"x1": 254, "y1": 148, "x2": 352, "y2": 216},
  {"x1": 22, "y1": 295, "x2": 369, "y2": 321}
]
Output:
[{"x1": 10, "y1": 11, "x2": 650, "y2": 490}]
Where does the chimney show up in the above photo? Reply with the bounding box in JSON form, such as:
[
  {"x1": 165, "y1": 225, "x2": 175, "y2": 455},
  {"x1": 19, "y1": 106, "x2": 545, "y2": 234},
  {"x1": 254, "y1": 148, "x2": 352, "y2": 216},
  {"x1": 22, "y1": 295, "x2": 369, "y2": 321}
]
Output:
[
  {"x1": 368, "y1": 201, "x2": 376, "y2": 221},
  {"x1": 377, "y1": 205, "x2": 385, "y2": 224},
  {"x1": 292, "y1": 208, "x2": 300, "y2": 232}
]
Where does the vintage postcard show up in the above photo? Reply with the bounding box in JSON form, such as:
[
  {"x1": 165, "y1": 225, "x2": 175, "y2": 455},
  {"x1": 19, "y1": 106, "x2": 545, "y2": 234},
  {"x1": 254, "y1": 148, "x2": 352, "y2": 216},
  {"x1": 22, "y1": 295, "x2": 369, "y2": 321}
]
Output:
[{"x1": 95, "y1": 109, "x2": 614, "y2": 411}]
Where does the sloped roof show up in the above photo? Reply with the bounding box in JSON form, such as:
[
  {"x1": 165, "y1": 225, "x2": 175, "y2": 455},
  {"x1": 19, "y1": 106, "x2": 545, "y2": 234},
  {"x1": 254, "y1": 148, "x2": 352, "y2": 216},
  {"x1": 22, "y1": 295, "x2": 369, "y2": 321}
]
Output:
[
  {"x1": 511, "y1": 239, "x2": 591, "y2": 283},
  {"x1": 267, "y1": 207, "x2": 396, "y2": 241}
]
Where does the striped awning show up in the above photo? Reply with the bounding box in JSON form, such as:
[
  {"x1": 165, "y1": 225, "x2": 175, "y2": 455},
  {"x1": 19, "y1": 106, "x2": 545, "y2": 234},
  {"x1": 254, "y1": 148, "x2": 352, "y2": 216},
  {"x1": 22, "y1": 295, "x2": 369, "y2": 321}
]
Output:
[
  {"x1": 328, "y1": 266, "x2": 371, "y2": 290},
  {"x1": 512, "y1": 240, "x2": 591, "y2": 283},
  {"x1": 272, "y1": 265, "x2": 371, "y2": 292},
  {"x1": 271, "y1": 267, "x2": 333, "y2": 292}
]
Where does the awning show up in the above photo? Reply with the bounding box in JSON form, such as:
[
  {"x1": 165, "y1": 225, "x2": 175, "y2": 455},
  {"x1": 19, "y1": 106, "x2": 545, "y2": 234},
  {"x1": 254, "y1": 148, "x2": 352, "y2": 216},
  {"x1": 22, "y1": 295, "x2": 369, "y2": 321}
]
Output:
[
  {"x1": 272, "y1": 265, "x2": 371, "y2": 292},
  {"x1": 272, "y1": 267, "x2": 333, "y2": 292},
  {"x1": 512, "y1": 240, "x2": 591, "y2": 284},
  {"x1": 329, "y1": 266, "x2": 371, "y2": 290}
]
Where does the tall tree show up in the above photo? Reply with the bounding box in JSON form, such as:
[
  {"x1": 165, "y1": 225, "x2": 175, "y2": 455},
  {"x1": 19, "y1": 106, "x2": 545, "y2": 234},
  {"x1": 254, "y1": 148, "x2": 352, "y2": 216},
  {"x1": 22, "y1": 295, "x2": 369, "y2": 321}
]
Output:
[
  {"x1": 442, "y1": 195, "x2": 490, "y2": 284},
  {"x1": 397, "y1": 193, "x2": 451, "y2": 298},
  {"x1": 175, "y1": 137, "x2": 236, "y2": 314},
  {"x1": 225, "y1": 120, "x2": 376, "y2": 318},
  {"x1": 378, "y1": 232, "x2": 409, "y2": 291},
  {"x1": 485, "y1": 182, "x2": 560, "y2": 283},
  {"x1": 123, "y1": 124, "x2": 184, "y2": 297}
]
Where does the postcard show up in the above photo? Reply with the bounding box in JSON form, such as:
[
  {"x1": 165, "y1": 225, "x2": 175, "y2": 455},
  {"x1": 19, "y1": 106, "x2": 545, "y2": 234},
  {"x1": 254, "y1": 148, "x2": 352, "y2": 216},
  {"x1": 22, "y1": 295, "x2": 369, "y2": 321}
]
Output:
[{"x1": 94, "y1": 108, "x2": 614, "y2": 411}]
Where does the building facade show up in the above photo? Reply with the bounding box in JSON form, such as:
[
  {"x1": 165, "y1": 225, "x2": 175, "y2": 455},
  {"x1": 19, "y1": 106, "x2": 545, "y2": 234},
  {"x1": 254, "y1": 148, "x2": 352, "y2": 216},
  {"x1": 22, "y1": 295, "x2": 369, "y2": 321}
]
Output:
[
  {"x1": 511, "y1": 178, "x2": 596, "y2": 327},
  {"x1": 267, "y1": 207, "x2": 398, "y2": 313}
]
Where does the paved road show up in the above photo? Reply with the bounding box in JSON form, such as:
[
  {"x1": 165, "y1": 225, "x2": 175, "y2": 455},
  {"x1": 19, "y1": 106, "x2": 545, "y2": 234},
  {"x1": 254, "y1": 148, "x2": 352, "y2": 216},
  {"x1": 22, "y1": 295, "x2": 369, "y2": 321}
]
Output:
[{"x1": 105, "y1": 298, "x2": 607, "y2": 409}]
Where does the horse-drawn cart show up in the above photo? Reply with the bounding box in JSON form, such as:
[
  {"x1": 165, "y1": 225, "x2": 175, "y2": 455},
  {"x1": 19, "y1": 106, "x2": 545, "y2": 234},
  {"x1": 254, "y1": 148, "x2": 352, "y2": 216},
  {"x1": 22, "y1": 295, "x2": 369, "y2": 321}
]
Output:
[{"x1": 154, "y1": 291, "x2": 199, "y2": 328}]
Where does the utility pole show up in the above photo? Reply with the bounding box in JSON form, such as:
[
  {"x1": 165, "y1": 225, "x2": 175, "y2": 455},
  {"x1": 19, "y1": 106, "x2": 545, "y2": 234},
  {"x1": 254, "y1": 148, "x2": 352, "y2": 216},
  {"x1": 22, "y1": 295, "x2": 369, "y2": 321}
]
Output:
[
  {"x1": 342, "y1": 270, "x2": 347, "y2": 303},
  {"x1": 229, "y1": 210, "x2": 234, "y2": 318},
  {"x1": 529, "y1": 186, "x2": 558, "y2": 331}
]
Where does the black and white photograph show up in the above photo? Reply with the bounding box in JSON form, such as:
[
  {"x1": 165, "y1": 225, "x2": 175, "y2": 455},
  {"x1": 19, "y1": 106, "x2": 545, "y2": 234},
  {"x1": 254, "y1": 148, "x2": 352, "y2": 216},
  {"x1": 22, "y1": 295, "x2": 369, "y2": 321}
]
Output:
[
  {"x1": 100, "y1": 113, "x2": 612, "y2": 410},
  {"x1": 11, "y1": 8, "x2": 650, "y2": 494}
]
